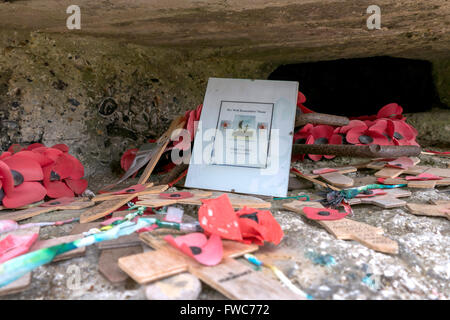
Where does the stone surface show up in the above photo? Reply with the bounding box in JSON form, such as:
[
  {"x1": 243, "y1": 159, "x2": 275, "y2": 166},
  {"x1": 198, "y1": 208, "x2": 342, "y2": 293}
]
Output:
[
  {"x1": 0, "y1": 0, "x2": 449, "y2": 174},
  {"x1": 145, "y1": 273, "x2": 202, "y2": 300}
]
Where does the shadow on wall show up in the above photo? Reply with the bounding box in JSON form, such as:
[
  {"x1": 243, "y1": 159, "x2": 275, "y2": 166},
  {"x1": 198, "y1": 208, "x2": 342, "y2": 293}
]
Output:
[{"x1": 268, "y1": 56, "x2": 443, "y2": 116}]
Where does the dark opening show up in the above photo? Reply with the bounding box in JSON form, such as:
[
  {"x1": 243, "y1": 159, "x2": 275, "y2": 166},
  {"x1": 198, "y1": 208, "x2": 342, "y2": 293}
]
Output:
[{"x1": 268, "y1": 56, "x2": 442, "y2": 116}]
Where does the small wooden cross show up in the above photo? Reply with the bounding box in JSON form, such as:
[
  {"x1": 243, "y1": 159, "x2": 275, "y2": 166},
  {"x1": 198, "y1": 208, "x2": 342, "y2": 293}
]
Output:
[
  {"x1": 406, "y1": 200, "x2": 450, "y2": 220},
  {"x1": 118, "y1": 232, "x2": 303, "y2": 300},
  {"x1": 283, "y1": 200, "x2": 398, "y2": 254},
  {"x1": 347, "y1": 188, "x2": 411, "y2": 208}
]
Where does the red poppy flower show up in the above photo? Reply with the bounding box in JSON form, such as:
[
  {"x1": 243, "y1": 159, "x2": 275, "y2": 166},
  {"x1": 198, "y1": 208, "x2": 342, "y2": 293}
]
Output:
[
  {"x1": 0, "y1": 232, "x2": 39, "y2": 263},
  {"x1": 51, "y1": 144, "x2": 69, "y2": 153},
  {"x1": 120, "y1": 148, "x2": 138, "y2": 172},
  {"x1": 26, "y1": 143, "x2": 45, "y2": 151},
  {"x1": 376, "y1": 103, "x2": 404, "y2": 120},
  {"x1": 1, "y1": 152, "x2": 44, "y2": 182},
  {"x1": 236, "y1": 207, "x2": 284, "y2": 245},
  {"x1": 303, "y1": 207, "x2": 348, "y2": 221},
  {"x1": 292, "y1": 124, "x2": 314, "y2": 162},
  {"x1": 111, "y1": 184, "x2": 146, "y2": 195},
  {"x1": 159, "y1": 191, "x2": 194, "y2": 199},
  {"x1": 0, "y1": 159, "x2": 46, "y2": 209},
  {"x1": 306, "y1": 125, "x2": 342, "y2": 161},
  {"x1": 405, "y1": 173, "x2": 443, "y2": 181},
  {"x1": 164, "y1": 233, "x2": 223, "y2": 266},
  {"x1": 386, "y1": 157, "x2": 415, "y2": 169},
  {"x1": 297, "y1": 91, "x2": 314, "y2": 114},
  {"x1": 42, "y1": 150, "x2": 86, "y2": 198},
  {"x1": 7, "y1": 144, "x2": 23, "y2": 154},
  {"x1": 346, "y1": 121, "x2": 390, "y2": 146},
  {"x1": 390, "y1": 120, "x2": 419, "y2": 146},
  {"x1": 40, "y1": 197, "x2": 76, "y2": 207},
  {"x1": 355, "y1": 189, "x2": 387, "y2": 198},
  {"x1": 65, "y1": 178, "x2": 88, "y2": 195},
  {"x1": 198, "y1": 194, "x2": 242, "y2": 241}
]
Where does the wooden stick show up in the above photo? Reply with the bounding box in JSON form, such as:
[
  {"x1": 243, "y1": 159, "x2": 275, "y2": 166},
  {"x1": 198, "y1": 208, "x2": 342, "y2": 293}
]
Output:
[
  {"x1": 138, "y1": 116, "x2": 186, "y2": 184},
  {"x1": 291, "y1": 168, "x2": 341, "y2": 191}
]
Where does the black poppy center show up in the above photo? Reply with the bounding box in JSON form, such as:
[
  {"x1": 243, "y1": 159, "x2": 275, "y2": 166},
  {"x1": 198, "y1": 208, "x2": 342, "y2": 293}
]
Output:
[
  {"x1": 314, "y1": 137, "x2": 329, "y2": 145},
  {"x1": 170, "y1": 193, "x2": 182, "y2": 198},
  {"x1": 50, "y1": 171, "x2": 61, "y2": 181},
  {"x1": 358, "y1": 135, "x2": 373, "y2": 144},
  {"x1": 318, "y1": 211, "x2": 331, "y2": 216},
  {"x1": 11, "y1": 170, "x2": 24, "y2": 187},
  {"x1": 239, "y1": 212, "x2": 259, "y2": 223},
  {"x1": 125, "y1": 189, "x2": 135, "y2": 193},
  {"x1": 393, "y1": 132, "x2": 403, "y2": 140},
  {"x1": 382, "y1": 133, "x2": 392, "y2": 141},
  {"x1": 189, "y1": 246, "x2": 202, "y2": 255}
]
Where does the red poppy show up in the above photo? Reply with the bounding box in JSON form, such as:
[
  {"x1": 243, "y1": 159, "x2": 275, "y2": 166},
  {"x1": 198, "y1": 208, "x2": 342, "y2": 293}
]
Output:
[
  {"x1": 40, "y1": 197, "x2": 76, "y2": 207},
  {"x1": 236, "y1": 207, "x2": 284, "y2": 245},
  {"x1": 0, "y1": 232, "x2": 39, "y2": 263},
  {"x1": 405, "y1": 173, "x2": 442, "y2": 181},
  {"x1": 26, "y1": 143, "x2": 45, "y2": 151},
  {"x1": 120, "y1": 148, "x2": 138, "y2": 172},
  {"x1": 376, "y1": 103, "x2": 404, "y2": 120},
  {"x1": 111, "y1": 184, "x2": 146, "y2": 195},
  {"x1": 386, "y1": 157, "x2": 415, "y2": 169},
  {"x1": 164, "y1": 233, "x2": 223, "y2": 266},
  {"x1": 292, "y1": 124, "x2": 314, "y2": 161},
  {"x1": 159, "y1": 191, "x2": 194, "y2": 200},
  {"x1": 51, "y1": 144, "x2": 70, "y2": 153},
  {"x1": 198, "y1": 194, "x2": 242, "y2": 241},
  {"x1": 0, "y1": 160, "x2": 46, "y2": 208},
  {"x1": 7, "y1": 144, "x2": 23, "y2": 154},
  {"x1": 306, "y1": 125, "x2": 342, "y2": 161},
  {"x1": 390, "y1": 120, "x2": 419, "y2": 146},
  {"x1": 297, "y1": 91, "x2": 314, "y2": 114},
  {"x1": 346, "y1": 121, "x2": 390, "y2": 146},
  {"x1": 303, "y1": 207, "x2": 348, "y2": 221},
  {"x1": 355, "y1": 189, "x2": 387, "y2": 198}
]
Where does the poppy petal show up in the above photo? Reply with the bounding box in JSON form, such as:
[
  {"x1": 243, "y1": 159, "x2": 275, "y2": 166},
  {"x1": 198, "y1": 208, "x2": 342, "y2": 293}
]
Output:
[
  {"x1": 51, "y1": 144, "x2": 70, "y2": 153},
  {"x1": 26, "y1": 143, "x2": 45, "y2": 151},
  {"x1": 65, "y1": 178, "x2": 88, "y2": 195},
  {"x1": 2, "y1": 155, "x2": 43, "y2": 181},
  {"x1": 346, "y1": 127, "x2": 368, "y2": 144},
  {"x1": 120, "y1": 148, "x2": 138, "y2": 172},
  {"x1": 297, "y1": 91, "x2": 306, "y2": 104},
  {"x1": 405, "y1": 173, "x2": 442, "y2": 181},
  {"x1": 1, "y1": 182, "x2": 47, "y2": 208},
  {"x1": 7, "y1": 144, "x2": 23, "y2": 154},
  {"x1": 165, "y1": 233, "x2": 223, "y2": 266},
  {"x1": 198, "y1": 194, "x2": 242, "y2": 241},
  {"x1": 236, "y1": 207, "x2": 284, "y2": 245},
  {"x1": 386, "y1": 157, "x2": 415, "y2": 169},
  {"x1": 0, "y1": 233, "x2": 39, "y2": 263},
  {"x1": 311, "y1": 125, "x2": 334, "y2": 140},
  {"x1": 40, "y1": 197, "x2": 76, "y2": 207},
  {"x1": 43, "y1": 180, "x2": 74, "y2": 199},
  {"x1": 377, "y1": 103, "x2": 403, "y2": 119},
  {"x1": 303, "y1": 207, "x2": 348, "y2": 221}
]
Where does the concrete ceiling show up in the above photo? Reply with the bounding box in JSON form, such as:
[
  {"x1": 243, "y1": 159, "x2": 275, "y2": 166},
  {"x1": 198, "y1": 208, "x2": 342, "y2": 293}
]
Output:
[{"x1": 1, "y1": 0, "x2": 449, "y2": 62}]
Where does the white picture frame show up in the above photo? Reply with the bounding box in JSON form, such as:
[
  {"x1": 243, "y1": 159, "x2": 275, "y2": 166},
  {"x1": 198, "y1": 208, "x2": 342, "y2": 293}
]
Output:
[{"x1": 185, "y1": 77, "x2": 298, "y2": 197}]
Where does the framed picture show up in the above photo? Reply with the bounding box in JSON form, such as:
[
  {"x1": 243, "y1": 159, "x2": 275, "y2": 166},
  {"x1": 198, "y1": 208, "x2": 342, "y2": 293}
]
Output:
[{"x1": 185, "y1": 78, "x2": 298, "y2": 197}]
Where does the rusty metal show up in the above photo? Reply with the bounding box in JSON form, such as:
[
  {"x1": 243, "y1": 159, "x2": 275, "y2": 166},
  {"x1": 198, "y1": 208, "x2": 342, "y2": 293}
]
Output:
[
  {"x1": 292, "y1": 144, "x2": 421, "y2": 158},
  {"x1": 295, "y1": 112, "x2": 350, "y2": 127}
]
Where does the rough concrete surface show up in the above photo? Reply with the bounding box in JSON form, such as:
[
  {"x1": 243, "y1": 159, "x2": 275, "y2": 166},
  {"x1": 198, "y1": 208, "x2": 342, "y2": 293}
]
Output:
[{"x1": 0, "y1": 151, "x2": 449, "y2": 300}]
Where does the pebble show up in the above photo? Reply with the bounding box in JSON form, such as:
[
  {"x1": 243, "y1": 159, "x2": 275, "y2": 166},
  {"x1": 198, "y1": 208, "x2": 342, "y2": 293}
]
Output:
[{"x1": 145, "y1": 273, "x2": 201, "y2": 300}]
